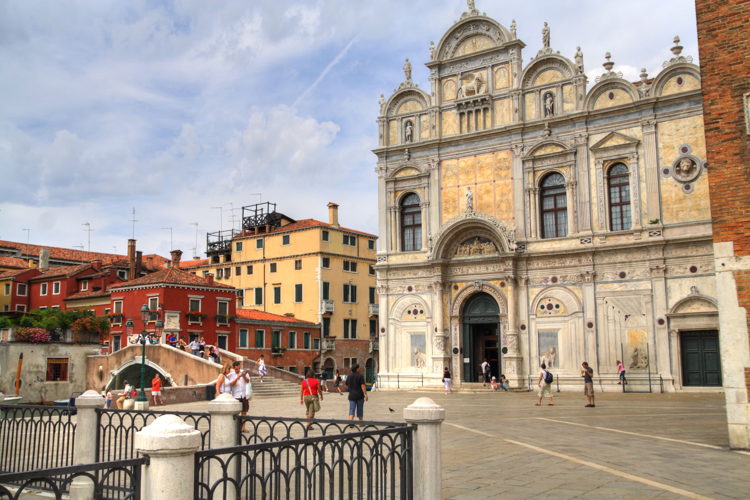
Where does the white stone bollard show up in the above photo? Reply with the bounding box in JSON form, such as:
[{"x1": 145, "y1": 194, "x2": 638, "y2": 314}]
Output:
[
  {"x1": 135, "y1": 414, "x2": 201, "y2": 500},
  {"x1": 70, "y1": 390, "x2": 105, "y2": 500},
  {"x1": 208, "y1": 393, "x2": 242, "y2": 500},
  {"x1": 403, "y1": 397, "x2": 445, "y2": 500}
]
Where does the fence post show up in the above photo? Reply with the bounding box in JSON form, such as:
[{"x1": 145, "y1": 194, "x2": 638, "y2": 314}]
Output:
[
  {"x1": 69, "y1": 390, "x2": 104, "y2": 500},
  {"x1": 403, "y1": 397, "x2": 445, "y2": 500},
  {"x1": 135, "y1": 414, "x2": 201, "y2": 500},
  {"x1": 208, "y1": 393, "x2": 241, "y2": 500}
]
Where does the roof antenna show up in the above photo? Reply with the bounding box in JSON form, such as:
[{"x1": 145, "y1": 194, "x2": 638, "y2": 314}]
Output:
[{"x1": 129, "y1": 207, "x2": 138, "y2": 239}]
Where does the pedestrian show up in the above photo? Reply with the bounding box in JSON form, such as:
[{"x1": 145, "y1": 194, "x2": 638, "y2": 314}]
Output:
[
  {"x1": 490, "y1": 376, "x2": 499, "y2": 391},
  {"x1": 442, "y1": 367, "x2": 452, "y2": 394},
  {"x1": 178, "y1": 337, "x2": 187, "y2": 351},
  {"x1": 104, "y1": 389, "x2": 113, "y2": 409},
  {"x1": 481, "y1": 358, "x2": 491, "y2": 387},
  {"x1": 151, "y1": 374, "x2": 164, "y2": 406},
  {"x1": 345, "y1": 364, "x2": 368, "y2": 421},
  {"x1": 300, "y1": 367, "x2": 324, "y2": 426},
  {"x1": 208, "y1": 346, "x2": 221, "y2": 364},
  {"x1": 215, "y1": 362, "x2": 233, "y2": 395},
  {"x1": 582, "y1": 361, "x2": 595, "y2": 407},
  {"x1": 199, "y1": 336, "x2": 206, "y2": 358},
  {"x1": 189, "y1": 338, "x2": 200, "y2": 356},
  {"x1": 499, "y1": 374, "x2": 509, "y2": 392},
  {"x1": 257, "y1": 354, "x2": 267, "y2": 382},
  {"x1": 229, "y1": 361, "x2": 251, "y2": 431},
  {"x1": 334, "y1": 369, "x2": 343, "y2": 395},
  {"x1": 116, "y1": 380, "x2": 132, "y2": 409},
  {"x1": 617, "y1": 359, "x2": 627, "y2": 385},
  {"x1": 536, "y1": 363, "x2": 555, "y2": 406}
]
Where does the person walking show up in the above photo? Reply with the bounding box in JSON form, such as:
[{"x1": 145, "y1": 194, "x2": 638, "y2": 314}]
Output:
[
  {"x1": 257, "y1": 354, "x2": 267, "y2": 382},
  {"x1": 116, "y1": 380, "x2": 132, "y2": 409},
  {"x1": 442, "y1": 367, "x2": 452, "y2": 394},
  {"x1": 215, "y1": 362, "x2": 233, "y2": 395},
  {"x1": 198, "y1": 336, "x2": 207, "y2": 358},
  {"x1": 481, "y1": 358, "x2": 491, "y2": 387},
  {"x1": 300, "y1": 368, "x2": 324, "y2": 426},
  {"x1": 229, "y1": 361, "x2": 251, "y2": 431},
  {"x1": 334, "y1": 369, "x2": 343, "y2": 395},
  {"x1": 582, "y1": 361, "x2": 595, "y2": 407},
  {"x1": 536, "y1": 363, "x2": 555, "y2": 406},
  {"x1": 617, "y1": 359, "x2": 627, "y2": 385},
  {"x1": 151, "y1": 374, "x2": 164, "y2": 406},
  {"x1": 188, "y1": 338, "x2": 200, "y2": 357},
  {"x1": 345, "y1": 364, "x2": 368, "y2": 420}
]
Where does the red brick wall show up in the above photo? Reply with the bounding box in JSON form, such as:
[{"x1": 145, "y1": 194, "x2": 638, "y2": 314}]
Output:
[{"x1": 696, "y1": 0, "x2": 750, "y2": 394}]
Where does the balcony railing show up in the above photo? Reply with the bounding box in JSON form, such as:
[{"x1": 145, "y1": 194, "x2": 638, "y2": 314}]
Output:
[
  {"x1": 321, "y1": 337, "x2": 336, "y2": 352},
  {"x1": 321, "y1": 299, "x2": 334, "y2": 314},
  {"x1": 368, "y1": 303, "x2": 379, "y2": 317},
  {"x1": 186, "y1": 313, "x2": 203, "y2": 324},
  {"x1": 271, "y1": 346, "x2": 286, "y2": 356}
]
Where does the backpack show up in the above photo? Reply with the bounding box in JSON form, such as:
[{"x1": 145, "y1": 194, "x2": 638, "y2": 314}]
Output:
[{"x1": 544, "y1": 370, "x2": 554, "y2": 384}]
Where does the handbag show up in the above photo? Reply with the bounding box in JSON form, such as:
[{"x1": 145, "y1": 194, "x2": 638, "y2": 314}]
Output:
[
  {"x1": 246, "y1": 381, "x2": 253, "y2": 400},
  {"x1": 304, "y1": 379, "x2": 321, "y2": 412}
]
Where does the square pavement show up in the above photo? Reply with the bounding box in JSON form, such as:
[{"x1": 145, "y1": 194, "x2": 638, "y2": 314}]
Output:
[{"x1": 172, "y1": 388, "x2": 750, "y2": 499}]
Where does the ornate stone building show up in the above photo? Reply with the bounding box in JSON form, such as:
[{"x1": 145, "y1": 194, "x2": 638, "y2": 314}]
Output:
[{"x1": 374, "y1": 3, "x2": 717, "y2": 391}]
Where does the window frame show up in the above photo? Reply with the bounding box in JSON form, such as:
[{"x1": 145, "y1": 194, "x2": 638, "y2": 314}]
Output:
[
  {"x1": 539, "y1": 172, "x2": 568, "y2": 239},
  {"x1": 607, "y1": 163, "x2": 632, "y2": 232},
  {"x1": 17, "y1": 283, "x2": 27, "y2": 296},
  {"x1": 256, "y1": 239, "x2": 264, "y2": 249},
  {"x1": 282, "y1": 234, "x2": 290, "y2": 245},
  {"x1": 322, "y1": 230, "x2": 329, "y2": 242},
  {"x1": 46, "y1": 358, "x2": 69, "y2": 382},
  {"x1": 273, "y1": 286, "x2": 281, "y2": 304},
  {"x1": 270, "y1": 262, "x2": 277, "y2": 273},
  {"x1": 400, "y1": 193, "x2": 422, "y2": 251},
  {"x1": 255, "y1": 329, "x2": 265, "y2": 348},
  {"x1": 294, "y1": 259, "x2": 302, "y2": 270},
  {"x1": 52, "y1": 281, "x2": 61, "y2": 295},
  {"x1": 40, "y1": 282, "x2": 48, "y2": 296},
  {"x1": 294, "y1": 283, "x2": 303, "y2": 303},
  {"x1": 288, "y1": 331, "x2": 297, "y2": 349},
  {"x1": 238, "y1": 328, "x2": 249, "y2": 348}
]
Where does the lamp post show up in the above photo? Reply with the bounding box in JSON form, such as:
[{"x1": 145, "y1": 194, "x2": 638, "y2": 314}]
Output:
[{"x1": 126, "y1": 304, "x2": 163, "y2": 410}]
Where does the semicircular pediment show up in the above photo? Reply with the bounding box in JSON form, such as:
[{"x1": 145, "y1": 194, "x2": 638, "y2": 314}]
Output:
[
  {"x1": 454, "y1": 236, "x2": 498, "y2": 258},
  {"x1": 436, "y1": 17, "x2": 510, "y2": 61}
]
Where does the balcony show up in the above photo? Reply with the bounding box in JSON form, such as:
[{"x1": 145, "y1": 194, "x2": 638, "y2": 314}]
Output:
[
  {"x1": 369, "y1": 339, "x2": 379, "y2": 353},
  {"x1": 271, "y1": 346, "x2": 286, "y2": 357},
  {"x1": 321, "y1": 299, "x2": 334, "y2": 315},
  {"x1": 368, "y1": 303, "x2": 379, "y2": 317},
  {"x1": 186, "y1": 313, "x2": 204, "y2": 324},
  {"x1": 109, "y1": 314, "x2": 123, "y2": 325},
  {"x1": 321, "y1": 337, "x2": 336, "y2": 352}
]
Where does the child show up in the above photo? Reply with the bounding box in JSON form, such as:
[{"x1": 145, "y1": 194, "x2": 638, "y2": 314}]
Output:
[
  {"x1": 104, "y1": 389, "x2": 113, "y2": 409},
  {"x1": 490, "y1": 376, "x2": 499, "y2": 391},
  {"x1": 617, "y1": 360, "x2": 627, "y2": 385}
]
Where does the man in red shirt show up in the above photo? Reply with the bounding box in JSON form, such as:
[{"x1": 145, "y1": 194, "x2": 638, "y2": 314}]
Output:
[
  {"x1": 151, "y1": 374, "x2": 164, "y2": 406},
  {"x1": 300, "y1": 368, "x2": 324, "y2": 426}
]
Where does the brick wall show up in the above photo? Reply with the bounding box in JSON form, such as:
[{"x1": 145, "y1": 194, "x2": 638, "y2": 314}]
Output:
[{"x1": 695, "y1": 0, "x2": 750, "y2": 398}]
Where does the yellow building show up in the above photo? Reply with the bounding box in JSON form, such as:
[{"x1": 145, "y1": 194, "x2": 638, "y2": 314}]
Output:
[{"x1": 185, "y1": 202, "x2": 379, "y2": 381}]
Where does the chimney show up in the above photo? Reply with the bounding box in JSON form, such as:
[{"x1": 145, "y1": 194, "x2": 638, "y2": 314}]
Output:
[
  {"x1": 39, "y1": 248, "x2": 50, "y2": 272},
  {"x1": 127, "y1": 239, "x2": 136, "y2": 280},
  {"x1": 135, "y1": 251, "x2": 143, "y2": 277},
  {"x1": 327, "y1": 202, "x2": 339, "y2": 227},
  {"x1": 170, "y1": 249, "x2": 183, "y2": 268},
  {"x1": 206, "y1": 273, "x2": 214, "y2": 285}
]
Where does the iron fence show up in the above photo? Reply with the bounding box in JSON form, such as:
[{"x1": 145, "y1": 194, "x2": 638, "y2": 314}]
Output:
[
  {"x1": 0, "y1": 405, "x2": 76, "y2": 475},
  {"x1": 195, "y1": 425, "x2": 413, "y2": 500},
  {"x1": 237, "y1": 415, "x2": 409, "y2": 445},
  {"x1": 0, "y1": 457, "x2": 146, "y2": 500}
]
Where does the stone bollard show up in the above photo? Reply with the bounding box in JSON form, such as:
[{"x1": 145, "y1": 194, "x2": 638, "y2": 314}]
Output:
[
  {"x1": 70, "y1": 390, "x2": 105, "y2": 500},
  {"x1": 208, "y1": 393, "x2": 242, "y2": 500},
  {"x1": 135, "y1": 414, "x2": 201, "y2": 500},
  {"x1": 403, "y1": 397, "x2": 445, "y2": 500}
]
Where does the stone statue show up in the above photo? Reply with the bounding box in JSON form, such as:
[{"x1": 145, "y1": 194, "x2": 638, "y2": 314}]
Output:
[
  {"x1": 542, "y1": 22, "x2": 550, "y2": 48},
  {"x1": 404, "y1": 121, "x2": 414, "y2": 143},
  {"x1": 510, "y1": 19, "x2": 517, "y2": 39},
  {"x1": 467, "y1": 0, "x2": 475, "y2": 11},
  {"x1": 465, "y1": 187, "x2": 474, "y2": 213},
  {"x1": 544, "y1": 92, "x2": 554, "y2": 116},
  {"x1": 630, "y1": 346, "x2": 649, "y2": 369},
  {"x1": 429, "y1": 41, "x2": 436, "y2": 60},
  {"x1": 575, "y1": 46, "x2": 584, "y2": 73},
  {"x1": 403, "y1": 58, "x2": 412, "y2": 82},
  {"x1": 379, "y1": 94, "x2": 386, "y2": 114},
  {"x1": 404, "y1": 148, "x2": 410, "y2": 161}
]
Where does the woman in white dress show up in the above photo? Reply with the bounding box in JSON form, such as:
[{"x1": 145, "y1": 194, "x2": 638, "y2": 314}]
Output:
[{"x1": 257, "y1": 354, "x2": 267, "y2": 383}]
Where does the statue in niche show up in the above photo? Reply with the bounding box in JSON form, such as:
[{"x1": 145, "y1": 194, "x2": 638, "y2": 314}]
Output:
[
  {"x1": 540, "y1": 346, "x2": 557, "y2": 369},
  {"x1": 542, "y1": 22, "x2": 550, "y2": 48},
  {"x1": 543, "y1": 92, "x2": 555, "y2": 117},
  {"x1": 674, "y1": 157, "x2": 697, "y2": 181},
  {"x1": 575, "y1": 46, "x2": 584, "y2": 73},
  {"x1": 403, "y1": 58, "x2": 412, "y2": 82},
  {"x1": 429, "y1": 41, "x2": 436, "y2": 60},
  {"x1": 404, "y1": 120, "x2": 414, "y2": 143},
  {"x1": 510, "y1": 20, "x2": 517, "y2": 39},
  {"x1": 630, "y1": 346, "x2": 649, "y2": 369},
  {"x1": 465, "y1": 187, "x2": 474, "y2": 213},
  {"x1": 413, "y1": 348, "x2": 426, "y2": 368}
]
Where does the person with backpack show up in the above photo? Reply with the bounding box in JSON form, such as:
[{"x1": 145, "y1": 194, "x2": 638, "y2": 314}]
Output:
[
  {"x1": 536, "y1": 363, "x2": 555, "y2": 406},
  {"x1": 480, "y1": 358, "x2": 491, "y2": 387},
  {"x1": 582, "y1": 361, "x2": 595, "y2": 407}
]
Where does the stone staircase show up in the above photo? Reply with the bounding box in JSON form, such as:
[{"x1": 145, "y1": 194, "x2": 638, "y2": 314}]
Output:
[{"x1": 247, "y1": 375, "x2": 300, "y2": 398}]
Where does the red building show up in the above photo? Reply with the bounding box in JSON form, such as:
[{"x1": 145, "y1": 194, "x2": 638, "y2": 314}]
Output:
[
  {"x1": 27, "y1": 261, "x2": 123, "y2": 311},
  {"x1": 0, "y1": 268, "x2": 41, "y2": 312},
  {"x1": 235, "y1": 309, "x2": 321, "y2": 375},
  {"x1": 108, "y1": 251, "x2": 237, "y2": 352}
]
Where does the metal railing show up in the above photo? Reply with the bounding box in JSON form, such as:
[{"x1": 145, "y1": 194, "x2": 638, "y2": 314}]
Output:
[
  {"x1": 0, "y1": 405, "x2": 76, "y2": 475},
  {"x1": 0, "y1": 457, "x2": 146, "y2": 500},
  {"x1": 195, "y1": 423, "x2": 413, "y2": 500},
  {"x1": 376, "y1": 373, "x2": 425, "y2": 389}
]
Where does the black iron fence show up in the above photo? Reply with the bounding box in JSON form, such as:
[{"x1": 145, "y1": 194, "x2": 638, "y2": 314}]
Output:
[
  {"x1": 195, "y1": 424, "x2": 413, "y2": 500},
  {"x1": 0, "y1": 457, "x2": 146, "y2": 500},
  {"x1": 0, "y1": 405, "x2": 76, "y2": 475},
  {"x1": 237, "y1": 415, "x2": 409, "y2": 445}
]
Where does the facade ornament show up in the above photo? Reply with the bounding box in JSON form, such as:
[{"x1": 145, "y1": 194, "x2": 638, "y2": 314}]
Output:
[
  {"x1": 543, "y1": 91, "x2": 555, "y2": 117},
  {"x1": 404, "y1": 120, "x2": 414, "y2": 143},
  {"x1": 637, "y1": 68, "x2": 651, "y2": 97},
  {"x1": 660, "y1": 144, "x2": 707, "y2": 192},
  {"x1": 574, "y1": 46, "x2": 584, "y2": 73},
  {"x1": 455, "y1": 237, "x2": 498, "y2": 257},
  {"x1": 472, "y1": 280, "x2": 483, "y2": 291},
  {"x1": 663, "y1": 36, "x2": 693, "y2": 68},
  {"x1": 379, "y1": 94, "x2": 386, "y2": 114},
  {"x1": 403, "y1": 58, "x2": 412, "y2": 83},
  {"x1": 689, "y1": 285, "x2": 700, "y2": 296},
  {"x1": 465, "y1": 187, "x2": 474, "y2": 213},
  {"x1": 542, "y1": 22, "x2": 550, "y2": 48},
  {"x1": 456, "y1": 72, "x2": 486, "y2": 98},
  {"x1": 429, "y1": 41, "x2": 436, "y2": 60},
  {"x1": 461, "y1": 0, "x2": 481, "y2": 19},
  {"x1": 432, "y1": 212, "x2": 517, "y2": 258},
  {"x1": 403, "y1": 148, "x2": 411, "y2": 161},
  {"x1": 542, "y1": 122, "x2": 551, "y2": 137},
  {"x1": 510, "y1": 20, "x2": 517, "y2": 40},
  {"x1": 433, "y1": 335, "x2": 445, "y2": 353},
  {"x1": 595, "y1": 52, "x2": 623, "y2": 82}
]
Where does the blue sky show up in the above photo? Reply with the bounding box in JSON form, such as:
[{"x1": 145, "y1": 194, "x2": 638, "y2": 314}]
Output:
[{"x1": 0, "y1": 0, "x2": 698, "y2": 258}]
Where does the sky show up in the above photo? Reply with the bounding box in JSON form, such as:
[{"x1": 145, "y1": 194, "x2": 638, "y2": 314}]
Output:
[{"x1": 0, "y1": 0, "x2": 699, "y2": 258}]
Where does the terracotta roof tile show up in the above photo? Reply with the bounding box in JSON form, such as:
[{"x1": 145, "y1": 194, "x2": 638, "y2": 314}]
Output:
[
  {"x1": 30, "y1": 263, "x2": 92, "y2": 281},
  {"x1": 180, "y1": 258, "x2": 209, "y2": 268},
  {"x1": 110, "y1": 267, "x2": 235, "y2": 289},
  {"x1": 64, "y1": 289, "x2": 111, "y2": 301},
  {"x1": 0, "y1": 268, "x2": 39, "y2": 280},
  {"x1": 0, "y1": 240, "x2": 124, "y2": 263},
  {"x1": 235, "y1": 309, "x2": 317, "y2": 325},
  {"x1": 237, "y1": 219, "x2": 376, "y2": 239},
  {"x1": 0, "y1": 256, "x2": 29, "y2": 269}
]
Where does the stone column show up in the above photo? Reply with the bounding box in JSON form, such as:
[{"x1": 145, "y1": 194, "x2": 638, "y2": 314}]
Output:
[
  {"x1": 135, "y1": 415, "x2": 201, "y2": 500},
  {"x1": 503, "y1": 277, "x2": 522, "y2": 388},
  {"x1": 566, "y1": 180, "x2": 577, "y2": 235},
  {"x1": 421, "y1": 201, "x2": 429, "y2": 250},
  {"x1": 650, "y1": 264, "x2": 672, "y2": 388},
  {"x1": 641, "y1": 119, "x2": 661, "y2": 224},
  {"x1": 208, "y1": 394, "x2": 241, "y2": 500},
  {"x1": 70, "y1": 390, "x2": 105, "y2": 500},
  {"x1": 450, "y1": 317, "x2": 461, "y2": 386},
  {"x1": 574, "y1": 133, "x2": 592, "y2": 232},
  {"x1": 512, "y1": 144, "x2": 526, "y2": 239},
  {"x1": 403, "y1": 398, "x2": 445, "y2": 500},
  {"x1": 377, "y1": 166, "x2": 387, "y2": 252}
]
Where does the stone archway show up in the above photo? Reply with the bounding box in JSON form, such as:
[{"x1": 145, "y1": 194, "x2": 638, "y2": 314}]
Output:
[{"x1": 461, "y1": 292, "x2": 501, "y2": 383}]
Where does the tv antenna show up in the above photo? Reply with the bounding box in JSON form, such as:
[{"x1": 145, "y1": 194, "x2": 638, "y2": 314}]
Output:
[
  {"x1": 82, "y1": 222, "x2": 93, "y2": 251},
  {"x1": 129, "y1": 207, "x2": 138, "y2": 239},
  {"x1": 161, "y1": 227, "x2": 173, "y2": 251},
  {"x1": 190, "y1": 222, "x2": 199, "y2": 259},
  {"x1": 22, "y1": 228, "x2": 30, "y2": 244}
]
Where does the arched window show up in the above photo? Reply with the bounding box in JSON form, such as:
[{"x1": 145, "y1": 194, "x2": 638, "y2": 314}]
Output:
[
  {"x1": 400, "y1": 193, "x2": 421, "y2": 251},
  {"x1": 540, "y1": 173, "x2": 567, "y2": 239},
  {"x1": 608, "y1": 163, "x2": 631, "y2": 231}
]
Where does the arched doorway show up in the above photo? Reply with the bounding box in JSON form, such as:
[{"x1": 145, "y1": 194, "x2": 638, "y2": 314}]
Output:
[
  {"x1": 322, "y1": 357, "x2": 335, "y2": 380},
  {"x1": 365, "y1": 357, "x2": 377, "y2": 385},
  {"x1": 462, "y1": 292, "x2": 500, "y2": 382}
]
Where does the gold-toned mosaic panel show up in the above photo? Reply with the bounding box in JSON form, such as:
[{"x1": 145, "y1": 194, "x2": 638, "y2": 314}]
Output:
[
  {"x1": 661, "y1": 74, "x2": 700, "y2": 96},
  {"x1": 533, "y1": 69, "x2": 564, "y2": 86},
  {"x1": 388, "y1": 120, "x2": 398, "y2": 145},
  {"x1": 493, "y1": 64, "x2": 511, "y2": 90},
  {"x1": 532, "y1": 144, "x2": 566, "y2": 157},
  {"x1": 441, "y1": 110, "x2": 459, "y2": 136},
  {"x1": 493, "y1": 98, "x2": 512, "y2": 127},
  {"x1": 420, "y1": 114, "x2": 430, "y2": 139},
  {"x1": 442, "y1": 78, "x2": 457, "y2": 102},
  {"x1": 394, "y1": 167, "x2": 420, "y2": 178},
  {"x1": 524, "y1": 93, "x2": 537, "y2": 120},
  {"x1": 397, "y1": 100, "x2": 424, "y2": 115},
  {"x1": 562, "y1": 84, "x2": 574, "y2": 111},
  {"x1": 455, "y1": 35, "x2": 495, "y2": 57},
  {"x1": 593, "y1": 88, "x2": 633, "y2": 110}
]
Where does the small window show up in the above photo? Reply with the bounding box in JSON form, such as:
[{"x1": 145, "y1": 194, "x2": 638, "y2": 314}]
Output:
[
  {"x1": 254, "y1": 287, "x2": 263, "y2": 305},
  {"x1": 295, "y1": 284, "x2": 303, "y2": 302},
  {"x1": 369, "y1": 319, "x2": 377, "y2": 337},
  {"x1": 113, "y1": 300, "x2": 123, "y2": 314},
  {"x1": 270, "y1": 263, "x2": 277, "y2": 273},
  {"x1": 289, "y1": 331, "x2": 297, "y2": 349},
  {"x1": 343, "y1": 284, "x2": 357, "y2": 303},
  {"x1": 224, "y1": 267, "x2": 231, "y2": 278},
  {"x1": 235, "y1": 241, "x2": 243, "y2": 252},
  {"x1": 148, "y1": 297, "x2": 159, "y2": 312},
  {"x1": 369, "y1": 287, "x2": 376, "y2": 305},
  {"x1": 246, "y1": 265, "x2": 253, "y2": 275},
  {"x1": 40, "y1": 283, "x2": 48, "y2": 296},
  {"x1": 216, "y1": 268, "x2": 224, "y2": 279},
  {"x1": 368, "y1": 240, "x2": 375, "y2": 250},
  {"x1": 272, "y1": 330, "x2": 281, "y2": 348},
  {"x1": 322, "y1": 281, "x2": 330, "y2": 300},
  {"x1": 117, "y1": 270, "x2": 127, "y2": 280},
  {"x1": 81, "y1": 280, "x2": 89, "y2": 291},
  {"x1": 217, "y1": 300, "x2": 229, "y2": 316},
  {"x1": 3, "y1": 283, "x2": 9, "y2": 296},
  {"x1": 295, "y1": 259, "x2": 302, "y2": 270},
  {"x1": 256, "y1": 239, "x2": 264, "y2": 249},
  {"x1": 239, "y1": 328, "x2": 249, "y2": 348},
  {"x1": 303, "y1": 332, "x2": 311, "y2": 349},
  {"x1": 322, "y1": 317, "x2": 330, "y2": 337},
  {"x1": 322, "y1": 257, "x2": 330, "y2": 268},
  {"x1": 255, "y1": 329, "x2": 265, "y2": 348},
  {"x1": 16, "y1": 304, "x2": 26, "y2": 312},
  {"x1": 46, "y1": 358, "x2": 69, "y2": 381},
  {"x1": 282, "y1": 235, "x2": 290, "y2": 245},
  {"x1": 273, "y1": 286, "x2": 281, "y2": 304},
  {"x1": 52, "y1": 281, "x2": 61, "y2": 295},
  {"x1": 343, "y1": 235, "x2": 357, "y2": 246},
  {"x1": 235, "y1": 266, "x2": 241, "y2": 276},
  {"x1": 314, "y1": 338, "x2": 321, "y2": 350},
  {"x1": 343, "y1": 319, "x2": 357, "y2": 339},
  {"x1": 17, "y1": 283, "x2": 27, "y2": 296},
  {"x1": 369, "y1": 265, "x2": 375, "y2": 276},
  {"x1": 322, "y1": 230, "x2": 329, "y2": 241},
  {"x1": 343, "y1": 260, "x2": 357, "y2": 272},
  {"x1": 189, "y1": 298, "x2": 201, "y2": 312}
]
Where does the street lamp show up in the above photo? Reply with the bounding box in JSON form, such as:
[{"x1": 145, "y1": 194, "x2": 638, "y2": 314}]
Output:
[{"x1": 126, "y1": 304, "x2": 163, "y2": 409}]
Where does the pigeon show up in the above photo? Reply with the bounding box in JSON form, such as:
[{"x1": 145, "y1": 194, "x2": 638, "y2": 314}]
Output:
[{"x1": 388, "y1": 407, "x2": 395, "y2": 413}]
